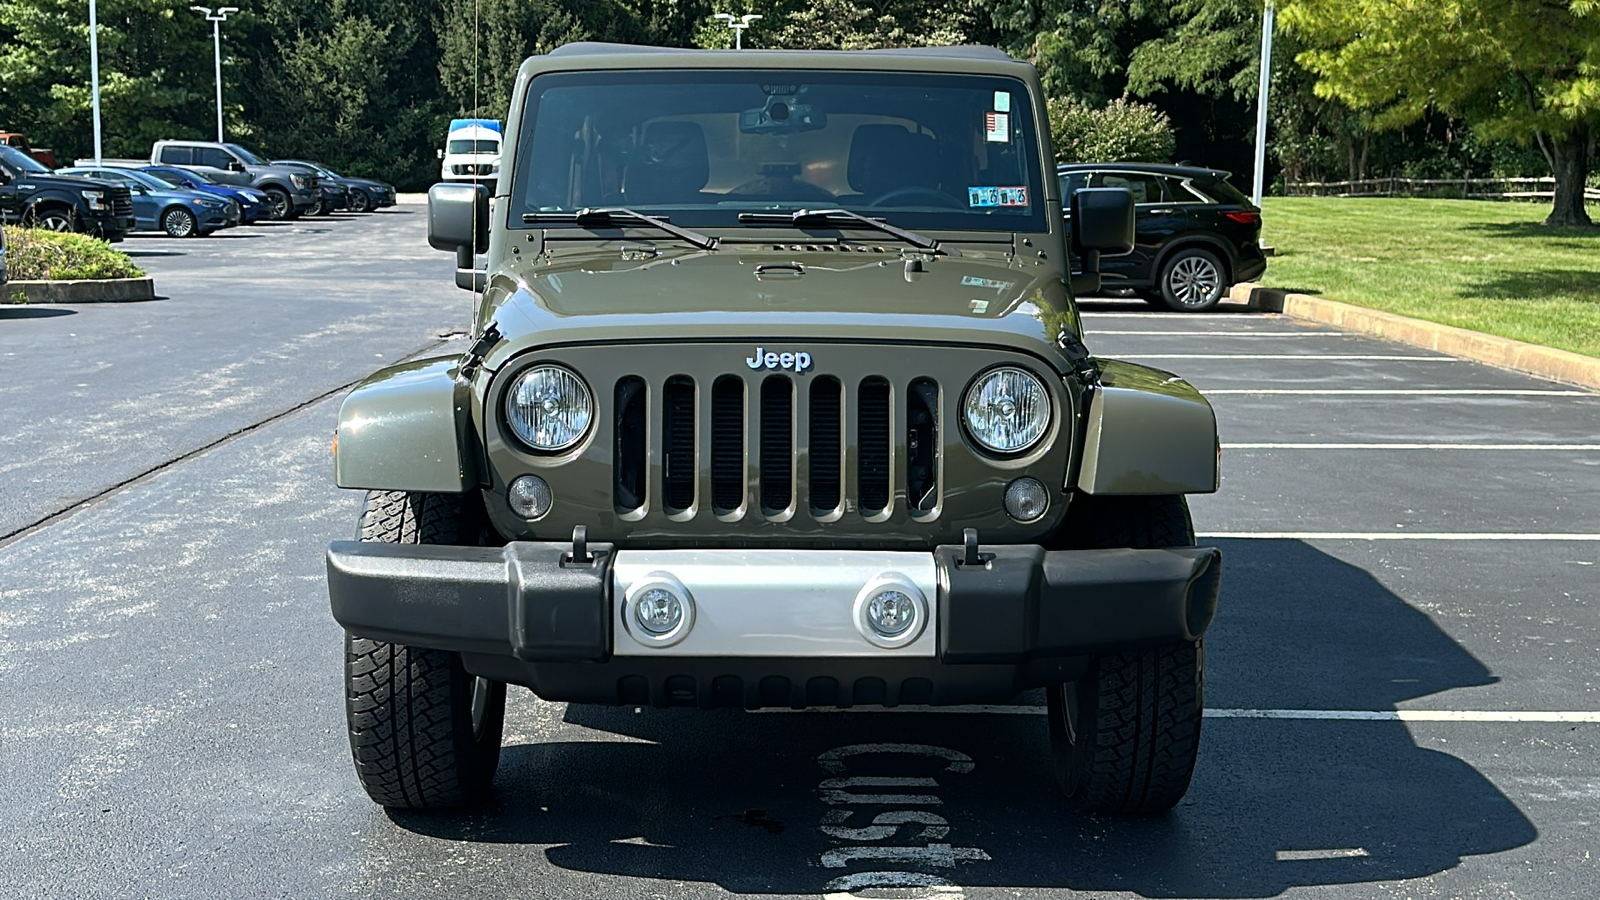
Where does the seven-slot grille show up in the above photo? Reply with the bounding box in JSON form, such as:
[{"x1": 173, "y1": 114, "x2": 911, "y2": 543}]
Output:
[{"x1": 613, "y1": 372, "x2": 936, "y2": 519}]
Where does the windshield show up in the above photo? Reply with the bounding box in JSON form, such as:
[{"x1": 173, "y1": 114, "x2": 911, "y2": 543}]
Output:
[
  {"x1": 449, "y1": 139, "x2": 499, "y2": 154},
  {"x1": 512, "y1": 70, "x2": 1046, "y2": 233},
  {"x1": 161, "y1": 166, "x2": 213, "y2": 184},
  {"x1": 143, "y1": 169, "x2": 185, "y2": 187},
  {"x1": 0, "y1": 144, "x2": 50, "y2": 174},
  {"x1": 119, "y1": 169, "x2": 173, "y2": 190},
  {"x1": 224, "y1": 144, "x2": 265, "y2": 165}
]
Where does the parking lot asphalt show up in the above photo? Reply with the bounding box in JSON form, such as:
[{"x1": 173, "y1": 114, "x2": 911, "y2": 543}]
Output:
[{"x1": 2, "y1": 216, "x2": 1597, "y2": 899}]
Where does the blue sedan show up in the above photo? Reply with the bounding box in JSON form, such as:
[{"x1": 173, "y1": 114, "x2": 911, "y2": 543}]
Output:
[
  {"x1": 56, "y1": 166, "x2": 237, "y2": 237},
  {"x1": 142, "y1": 165, "x2": 272, "y2": 224}
]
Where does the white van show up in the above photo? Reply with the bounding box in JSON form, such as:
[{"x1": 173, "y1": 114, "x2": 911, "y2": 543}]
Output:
[{"x1": 438, "y1": 119, "x2": 502, "y2": 190}]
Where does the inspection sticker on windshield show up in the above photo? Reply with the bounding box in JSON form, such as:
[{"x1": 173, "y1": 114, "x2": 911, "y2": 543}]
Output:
[
  {"x1": 984, "y1": 111, "x2": 1010, "y2": 142},
  {"x1": 968, "y1": 186, "x2": 1028, "y2": 208}
]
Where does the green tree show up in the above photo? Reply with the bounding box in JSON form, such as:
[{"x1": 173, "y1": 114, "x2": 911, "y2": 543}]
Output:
[
  {"x1": 1282, "y1": 0, "x2": 1600, "y2": 226},
  {"x1": 0, "y1": 0, "x2": 215, "y2": 161},
  {"x1": 986, "y1": 0, "x2": 1168, "y2": 102},
  {"x1": 1049, "y1": 96, "x2": 1176, "y2": 163}
]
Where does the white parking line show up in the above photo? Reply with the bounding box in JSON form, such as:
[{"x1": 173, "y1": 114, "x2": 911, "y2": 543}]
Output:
[
  {"x1": 1130, "y1": 354, "x2": 1457, "y2": 361},
  {"x1": 1225, "y1": 442, "x2": 1600, "y2": 451},
  {"x1": 760, "y1": 706, "x2": 1600, "y2": 722},
  {"x1": 1200, "y1": 532, "x2": 1600, "y2": 541},
  {"x1": 1089, "y1": 331, "x2": 1352, "y2": 337},
  {"x1": 1205, "y1": 389, "x2": 1591, "y2": 396}
]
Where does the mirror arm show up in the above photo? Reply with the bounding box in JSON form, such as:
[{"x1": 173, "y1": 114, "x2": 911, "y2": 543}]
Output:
[{"x1": 455, "y1": 245, "x2": 485, "y2": 292}]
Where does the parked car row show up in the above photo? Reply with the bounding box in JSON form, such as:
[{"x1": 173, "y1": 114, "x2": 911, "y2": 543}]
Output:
[{"x1": 0, "y1": 138, "x2": 395, "y2": 240}]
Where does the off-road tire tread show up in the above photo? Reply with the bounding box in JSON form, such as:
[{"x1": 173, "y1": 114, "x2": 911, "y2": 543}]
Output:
[
  {"x1": 345, "y1": 491, "x2": 502, "y2": 809},
  {"x1": 1049, "y1": 494, "x2": 1204, "y2": 815}
]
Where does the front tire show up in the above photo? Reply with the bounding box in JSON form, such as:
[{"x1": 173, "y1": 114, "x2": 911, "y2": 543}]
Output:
[
  {"x1": 344, "y1": 491, "x2": 506, "y2": 809},
  {"x1": 1046, "y1": 494, "x2": 1205, "y2": 815},
  {"x1": 263, "y1": 187, "x2": 293, "y2": 221},
  {"x1": 349, "y1": 190, "x2": 371, "y2": 213},
  {"x1": 162, "y1": 207, "x2": 197, "y2": 238},
  {"x1": 27, "y1": 207, "x2": 76, "y2": 233},
  {"x1": 1158, "y1": 248, "x2": 1227, "y2": 312}
]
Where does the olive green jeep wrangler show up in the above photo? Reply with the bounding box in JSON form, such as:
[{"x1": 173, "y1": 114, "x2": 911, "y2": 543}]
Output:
[{"x1": 327, "y1": 43, "x2": 1222, "y2": 815}]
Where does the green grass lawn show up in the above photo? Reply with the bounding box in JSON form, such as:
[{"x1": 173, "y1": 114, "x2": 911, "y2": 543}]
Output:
[{"x1": 1257, "y1": 197, "x2": 1600, "y2": 358}]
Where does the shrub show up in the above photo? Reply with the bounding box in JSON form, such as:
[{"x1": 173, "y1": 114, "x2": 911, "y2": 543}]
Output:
[
  {"x1": 1048, "y1": 97, "x2": 1176, "y2": 165},
  {"x1": 2, "y1": 226, "x2": 145, "y2": 281}
]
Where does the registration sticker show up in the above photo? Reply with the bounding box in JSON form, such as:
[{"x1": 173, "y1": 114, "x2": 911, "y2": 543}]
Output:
[
  {"x1": 968, "y1": 186, "x2": 1029, "y2": 208},
  {"x1": 984, "y1": 111, "x2": 1010, "y2": 142}
]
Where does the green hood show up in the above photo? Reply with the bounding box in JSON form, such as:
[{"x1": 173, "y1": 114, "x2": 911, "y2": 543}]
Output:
[{"x1": 478, "y1": 243, "x2": 1079, "y2": 374}]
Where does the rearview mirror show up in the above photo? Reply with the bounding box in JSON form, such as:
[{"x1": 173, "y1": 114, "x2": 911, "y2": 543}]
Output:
[
  {"x1": 428, "y1": 182, "x2": 491, "y2": 291},
  {"x1": 1068, "y1": 187, "x2": 1135, "y2": 295}
]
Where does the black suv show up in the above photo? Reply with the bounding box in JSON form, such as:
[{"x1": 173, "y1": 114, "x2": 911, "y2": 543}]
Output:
[{"x1": 1059, "y1": 163, "x2": 1266, "y2": 312}]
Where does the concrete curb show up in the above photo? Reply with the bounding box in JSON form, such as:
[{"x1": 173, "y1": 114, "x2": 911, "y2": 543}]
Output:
[
  {"x1": 2, "y1": 277, "x2": 157, "y2": 304},
  {"x1": 1230, "y1": 282, "x2": 1600, "y2": 392}
]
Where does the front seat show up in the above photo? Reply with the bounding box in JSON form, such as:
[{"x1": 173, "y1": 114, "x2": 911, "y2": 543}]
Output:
[
  {"x1": 624, "y1": 121, "x2": 710, "y2": 205},
  {"x1": 846, "y1": 124, "x2": 941, "y2": 199}
]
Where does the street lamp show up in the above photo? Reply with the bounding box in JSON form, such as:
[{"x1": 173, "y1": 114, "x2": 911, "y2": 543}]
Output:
[
  {"x1": 712, "y1": 13, "x2": 762, "y2": 50},
  {"x1": 191, "y1": 6, "x2": 240, "y2": 142},
  {"x1": 89, "y1": 0, "x2": 103, "y2": 163},
  {"x1": 1251, "y1": 0, "x2": 1275, "y2": 208}
]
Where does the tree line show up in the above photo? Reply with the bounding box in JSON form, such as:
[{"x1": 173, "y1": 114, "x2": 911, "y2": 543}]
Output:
[{"x1": 1, "y1": 0, "x2": 1594, "y2": 224}]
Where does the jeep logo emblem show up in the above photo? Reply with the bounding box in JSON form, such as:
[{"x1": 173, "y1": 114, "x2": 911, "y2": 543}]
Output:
[{"x1": 746, "y1": 347, "x2": 813, "y2": 374}]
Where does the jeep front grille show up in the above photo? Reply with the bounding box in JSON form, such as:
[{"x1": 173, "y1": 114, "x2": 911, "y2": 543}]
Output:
[{"x1": 612, "y1": 370, "x2": 931, "y2": 520}]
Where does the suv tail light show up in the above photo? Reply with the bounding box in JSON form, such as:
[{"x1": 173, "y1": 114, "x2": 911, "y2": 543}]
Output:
[{"x1": 1224, "y1": 210, "x2": 1260, "y2": 225}]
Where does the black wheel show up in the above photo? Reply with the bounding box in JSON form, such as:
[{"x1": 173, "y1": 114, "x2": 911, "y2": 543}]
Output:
[
  {"x1": 1157, "y1": 247, "x2": 1227, "y2": 312},
  {"x1": 263, "y1": 187, "x2": 293, "y2": 220},
  {"x1": 162, "y1": 207, "x2": 197, "y2": 238},
  {"x1": 345, "y1": 490, "x2": 506, "y2": 809},
  {"x1": 27, "y1": 207, "x2": 77, "y2": 233},
  {"x1": 1046, "y1": 494, "x2": 1204, "y2": 815},
  {"x1": 313, "y1": 197, "x2": 331, "y2": 216},
  {"x1": 349, "y1": 190, "x2": 371, "y2": 213}
]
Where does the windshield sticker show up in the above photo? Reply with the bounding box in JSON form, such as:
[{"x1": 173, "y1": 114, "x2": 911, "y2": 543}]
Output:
[
  {"x1": 993, "y1": 91, "x2": 1012, "y2": 113},
  {"x1": 969, "y1": 299, "x2": 991, "y2": 314},
  {"x1": 968, "y1": 186, "x2": 1029, "y2": 208},
  {"x1": 984, "y1": 111, "x2": 1010, "y2": 142},
  {"x1": 961, "y1": 275, "x2": 1014, "y2": 291}
]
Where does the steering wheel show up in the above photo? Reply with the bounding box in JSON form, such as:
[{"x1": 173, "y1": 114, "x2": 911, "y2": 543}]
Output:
[{"x1": 868, "y1": 186, "x2": 964, "y2": 209}]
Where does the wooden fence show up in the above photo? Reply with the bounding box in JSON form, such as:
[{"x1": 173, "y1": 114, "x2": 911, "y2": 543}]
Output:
[{"x1": 1285, "y1": 176, "x2": 1600, "y2": 202}]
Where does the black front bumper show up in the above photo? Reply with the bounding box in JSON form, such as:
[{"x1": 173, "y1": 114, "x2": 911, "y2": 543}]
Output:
[{"x1": 327, "y1": 541, "x2": 1221, "y2": 708}]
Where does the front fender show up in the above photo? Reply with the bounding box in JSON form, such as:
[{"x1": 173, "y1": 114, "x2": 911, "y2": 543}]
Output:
[
  {"x1": 334, "y1": 356, "x2": 481, "y2": 493},
  {"x1": 1076, "y1": 359, "x2": 1219, "y2": 495}
]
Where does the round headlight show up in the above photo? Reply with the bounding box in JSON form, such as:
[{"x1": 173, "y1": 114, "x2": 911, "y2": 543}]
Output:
[
  {"x1": 505, "y1": 365, "x2": 592, "y2": 451},
  {"x1": 963, "y1": 367, "x2": 1050, "y2": 453}
]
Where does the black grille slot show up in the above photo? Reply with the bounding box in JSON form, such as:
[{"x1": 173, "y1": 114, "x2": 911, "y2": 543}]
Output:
[
  {"x1": 809, "y1": 377, "x2": 842, "y2": 512},
  {"x1": 614, "y1": 377, "x2": 647, "y2": 510},
  {"x1": 907, "y1": 378, "x2": 939, "y2": 511},
  {"x1": 662, "y1": 376, "x2": 696, "y2": 512},
  {"x1": 858, "y1": 377, "x2": 891, "y2": 512},
  {"x1": 711, "y1": 376, "x2": 744, "y2": 512},
  {"x1": 760, "y1": 376, "x2": 793, "y2": 512}
]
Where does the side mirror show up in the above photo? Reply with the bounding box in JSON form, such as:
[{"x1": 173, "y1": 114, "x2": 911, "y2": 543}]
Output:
[
  {"x1": 228, "y1": 160, "x2": 244, "y2": 172},
  {"x1": 1068, "y1": 187, "x2": 1135, "y2": 295},
  {"x1": 436, "y1": 148, "x2": 446, "y2": 160},
  {"x1": 428, "y1": 182, "x2": 491, "y2": 291}
]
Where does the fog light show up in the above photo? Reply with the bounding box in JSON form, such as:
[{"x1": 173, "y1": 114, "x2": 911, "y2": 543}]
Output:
[
  {"x1": 635, "y1": 588, "x2": 683, "y2": 635},
  {"x1": 853, "y1": 575, "x2": 927, "y2": 649},
  {"x1": 865, "y1": 590, "x2": 916, "y2": 637},
  {"x1": 624, "y1": 574, "x2": 694, "y2": 647},
  {"x1": 1003, "y1": 477, "x2": 1049, "y2": 522},
  {"x1": 508, "y1": 475, "x2": 552, "y2": 519}
]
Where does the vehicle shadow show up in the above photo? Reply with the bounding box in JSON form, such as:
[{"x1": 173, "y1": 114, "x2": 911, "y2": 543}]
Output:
[
  {"x1": 387, "y1": 539, "x2": 1535, "y2": 897},
  {"x1": 0, "y1": 306, "x2": 76, "y2": 319},
  {"x1": 1465, "y1": 221, "x2": 1600, "y2": 243}
]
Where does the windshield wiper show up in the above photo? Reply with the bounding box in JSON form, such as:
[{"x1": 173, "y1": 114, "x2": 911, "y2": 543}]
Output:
[
  {"x1": 523, "y1": 207, "x2": 718, "y2": 250},
  {"x1": 737, "y1": 208, "x2": 943, "y2": 253}
]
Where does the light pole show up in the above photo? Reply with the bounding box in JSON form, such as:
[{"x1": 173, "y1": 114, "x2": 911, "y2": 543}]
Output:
[
  {"x1": 1251, "y1": 0, "x2": 1275, "y2": 208},
  {"x1": 191, "y1": 6, "x2": 239, "y2": 142},
  {"x1": 89, "y1": 0, "x2": 103, "y2": 163},
  {"x1": 712, "y1": 13, "x2": 762, "y2": 50}
]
